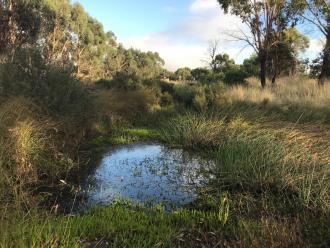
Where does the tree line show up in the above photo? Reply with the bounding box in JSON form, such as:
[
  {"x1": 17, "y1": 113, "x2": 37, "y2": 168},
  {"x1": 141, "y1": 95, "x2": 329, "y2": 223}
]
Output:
[
  {"x1": 0, "y1": 0, "x2": 165, "y2": 84},
  {"x1": 0, "y1": 0, "x2": 328, "y2": 90}
]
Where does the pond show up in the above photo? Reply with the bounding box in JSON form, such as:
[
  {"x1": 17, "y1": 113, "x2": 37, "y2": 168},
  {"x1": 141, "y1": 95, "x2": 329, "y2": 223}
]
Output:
[{"x1": 83, "y1": 143, "x2": 214, "y2": 210}]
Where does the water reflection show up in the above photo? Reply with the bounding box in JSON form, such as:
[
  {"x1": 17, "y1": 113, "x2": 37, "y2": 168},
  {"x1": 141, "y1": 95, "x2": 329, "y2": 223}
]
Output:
[{"x1": 84, "y1": 143, "x2": 214, "y2": 209}]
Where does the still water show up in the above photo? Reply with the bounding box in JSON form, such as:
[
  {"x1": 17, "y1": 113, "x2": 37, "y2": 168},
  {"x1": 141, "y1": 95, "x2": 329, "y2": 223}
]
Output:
[{"x1": 84, "y1": 143, "x2": 214, "y2": 209}]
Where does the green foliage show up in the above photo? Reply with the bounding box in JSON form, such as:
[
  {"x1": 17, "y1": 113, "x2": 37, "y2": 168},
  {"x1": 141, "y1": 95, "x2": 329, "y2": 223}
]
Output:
[
  {"x1": 242, "y1": 54, "x2": 260, "y2": 77},
  {"x1": 0, "y1": 0, "x2": 42, "y2": 53},
  {"x1": 269, "y1": 28, "x2": 310, "y2": 77},
  {"x1": 172, "y1": 67, "x2": 193, "y2": 81},
  {"x1": 103, "y1": 72, "x2": 144, "y2": 90},
  {"x1": 94, "y1": 88, "x2": 158, "y2": 121},
  {"x1": 191, "y1": 68, "x2": 209, "y2": 81},
  {"x1": 0, "y1": 48, "x2": 91, "y2": 123},
  {"x1": 213, "y1": 53, "x2": 236, "y2": 73},
  {"x1": 199, "y1": 71, "x2": 224, "y2": 84},
  {"x1": 224, "y1": 68, "x2": 248, "y2": 85},
  {"x1": 173, "y1": 84, "x2": 198, "y2": 106},
  {"x1": 309, "y1": 53, "x2": 326, "y2": 78},
  {"x1": 172, "y1": 82, "x2": 224, "y2": 109}
]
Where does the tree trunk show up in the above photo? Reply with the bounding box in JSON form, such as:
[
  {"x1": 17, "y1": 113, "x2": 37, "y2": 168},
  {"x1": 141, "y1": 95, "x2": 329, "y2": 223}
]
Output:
[
  {"x1": 318, "y1": 15, "x2": 330, "y2": 85},
  {"x1": 271, "y1": 73, "x2": 277, "y2": 85},
  {"x1": 260, "y1": 52, "x2": 267, "y2": 88}
]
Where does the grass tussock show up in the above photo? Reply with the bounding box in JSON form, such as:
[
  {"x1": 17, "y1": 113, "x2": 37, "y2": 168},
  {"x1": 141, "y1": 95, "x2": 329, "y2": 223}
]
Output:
[
  {"x1": 159, "y1": 112, "x2": 329, "y2": 212},
  {"x1": 0, "y1": 97, "x2": 81, "y2": 209},
  {"x1": 214, "y1": 120, "x2": 329, "y2": 210},
  {"x1": 160, "y1": 112, "x2": 224, "y2": 149}
]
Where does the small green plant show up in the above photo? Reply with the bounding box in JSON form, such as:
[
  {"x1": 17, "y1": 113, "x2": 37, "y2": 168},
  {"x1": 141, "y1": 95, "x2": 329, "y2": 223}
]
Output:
[{"x1": 218, "y1": 193, "x2": 230, "y2": 225}]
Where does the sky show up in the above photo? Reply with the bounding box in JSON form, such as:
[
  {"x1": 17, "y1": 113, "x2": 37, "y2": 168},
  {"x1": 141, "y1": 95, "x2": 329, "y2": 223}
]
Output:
[{"x1": 74, "y1": 0, "x2": 324, "y2": 71}]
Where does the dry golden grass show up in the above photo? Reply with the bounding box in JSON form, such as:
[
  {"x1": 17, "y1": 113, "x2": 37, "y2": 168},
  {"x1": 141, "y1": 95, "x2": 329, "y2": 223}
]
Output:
[
  {"x1": 0, "y1": 97, "x2": 78, "y2": 208},
  {"x1": 224, "y1": 77, "x2": 330, "y2": 108}
]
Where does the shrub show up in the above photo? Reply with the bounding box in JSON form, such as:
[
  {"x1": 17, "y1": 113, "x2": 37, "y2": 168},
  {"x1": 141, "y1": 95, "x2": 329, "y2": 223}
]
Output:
[
  {"x1": 224, "y1": 69, "x2": 248, "y2": 85},
  {"x1": 198, "y1": 71, "x2": 224, "y2": 84},
  {"x1": 173, "y1": 84, "x2": 197, "y2": 106},
  {"x1": 204, "y1": 83, "x2": 225, "y2": 107},
  {"x1": 103, "y1": 72, "x2": 144, "y2": 90},
  {"x1": 160, "y1": 92, "x2": 174, "y2": 106},
  {"x1": 94, "y1": 88, "x2": 158, "y2": 122},
  {"x1": 193, "y1": 89, "x2": 207, "y2": 110},
  {"x1": 0, "y1": 49, "x2": 91, "y2": 125},
  {"x1": 159, "y1": 80, "x2": 175, "y2": 94}
]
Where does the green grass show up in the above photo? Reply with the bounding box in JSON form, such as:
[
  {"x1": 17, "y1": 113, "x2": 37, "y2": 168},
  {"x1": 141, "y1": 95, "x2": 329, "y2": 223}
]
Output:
[
  {"x1": 2, "y1": 194, "x2": 328, "y2": 248},
  {"x1": 160, "y1": 112, "x2": 224, "y2": 149},
  {"x1": 1, "y1": 203, "x2": 222, "y2": 247},
  {"x1": 1, "y1": 78, "x2": 330, "y2": 247},
  {"x1": 90, "y1": 126, "x2": 160, "y2": 146}
]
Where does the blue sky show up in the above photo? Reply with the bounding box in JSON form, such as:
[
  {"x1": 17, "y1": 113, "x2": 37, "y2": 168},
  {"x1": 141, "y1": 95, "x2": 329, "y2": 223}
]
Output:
[
  {"x1": 74, "y1": 0, "x2": 191, "y2": 38},
  {"x1": 75, "y1": 0, "x2": 324, "y2": 71}
]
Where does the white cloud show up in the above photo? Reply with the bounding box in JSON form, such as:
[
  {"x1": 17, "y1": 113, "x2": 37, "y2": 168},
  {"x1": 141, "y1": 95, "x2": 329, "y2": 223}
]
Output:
[
  {"x1": 120, "y1": 0, "x2": 250, "y2": 71},
  {"x1": 189, "y1": 0, "x2": 218, "y2": 13},
  {"x1": 302, "y1": 38, "x2": 325, "y2": 59}
]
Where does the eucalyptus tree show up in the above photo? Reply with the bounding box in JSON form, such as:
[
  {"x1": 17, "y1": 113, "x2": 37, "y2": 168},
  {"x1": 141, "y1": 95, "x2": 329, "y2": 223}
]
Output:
[
  {"x1": 269, "y1": 27, "x2": 309, "y2": 82},
  {"x1": 0, "y1": 0, "x2": 42, "y2": 59},
  {"x1": 217, "y1": 0, "x2": 295, "y2": 87},
  {"x1": 295, "y1": 0, "x2": 329, "y2": 84},
  {"x1": 213, "y1": 53, "x2": 236, "y2": 73},
  {"x1": 174, "y1": 67, "x2": 193, "y2": 81}
]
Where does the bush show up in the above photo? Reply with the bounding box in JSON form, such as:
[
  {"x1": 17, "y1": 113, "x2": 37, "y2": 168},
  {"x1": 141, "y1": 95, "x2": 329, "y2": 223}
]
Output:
[
  {"x1": 224, "y1": 69, "x2": 248, "y2": 85},
  {"x1": 0, "y1": 48, "x2": 91, "y2": 124},
  {"x1": 94, "y1": 88, "x2": 158, "y2": 122},
  {"x1": 160, "y1": 92, "x2": 174, "y2": 106},
  {"x1": 204, "y1": 83, "x2": 225, "y2": 107},
  {"x1": 198, "y1": 72, "x2": 224, "y2": 84},
  {"x1": 193, "y1": 89, "x2": 207, "y2": 110},
  {"x1": 101, "y1": 72, "x2": 144, "y2": 90},
  {"x1": 173, "y1": 84, "x2": 198, "y2": 106}
]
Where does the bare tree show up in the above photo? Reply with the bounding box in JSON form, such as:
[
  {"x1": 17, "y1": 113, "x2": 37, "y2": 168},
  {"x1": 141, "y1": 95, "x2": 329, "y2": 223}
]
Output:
[{"x1": 203, "y1": 39, "x2": 220, "y2": 72}]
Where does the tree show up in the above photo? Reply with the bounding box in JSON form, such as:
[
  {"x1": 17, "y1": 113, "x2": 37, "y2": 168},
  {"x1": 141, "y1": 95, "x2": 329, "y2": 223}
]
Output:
[
  {"x1": 242, "y1": 54, "x2": 260, "y2": 77},
  {"x1": 0, "y1": 0, "x2": 42, "y2": 59},
  {"x1": 269, "y1": 27, "x2": 309, "y2": 83},
  {"x1": 174, "y1": 67, "x2": 192, "y2": 81},
  {"x1": 191, "y1": 68, "x2": 209, "y2": 81},
  {"x1": 217, "y1": 0, "x2": 294, "y2": 87},
  {"x1": 213, "y1": 53, "x2": 236, "y2": 73},
  {"x1": 295, "y1": 0, "x2": 329, "y2": 85},
  {"x1": 0, "y1": 0, "x2": 166, "y2": 84},
  {"x1": 204, "y1": 39, "x2": 220, "y2": 72}
]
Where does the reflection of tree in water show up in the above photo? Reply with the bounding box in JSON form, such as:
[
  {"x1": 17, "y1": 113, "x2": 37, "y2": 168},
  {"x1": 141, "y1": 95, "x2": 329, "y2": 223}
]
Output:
[{"x1": 85, "y1": 143, "x2": 214, "y2": 209}]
